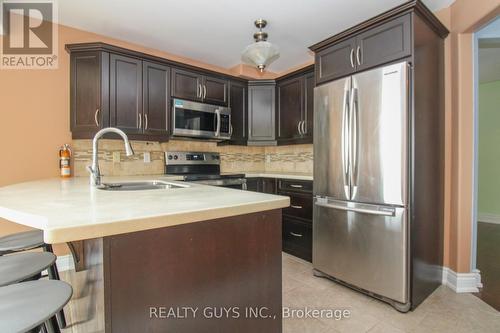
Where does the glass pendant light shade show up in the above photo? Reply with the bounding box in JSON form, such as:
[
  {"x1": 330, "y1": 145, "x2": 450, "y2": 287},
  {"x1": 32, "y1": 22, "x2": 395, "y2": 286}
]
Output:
[
  {"x1": 241, "y1": 41, "x2": 280, "y2": 72},
  {"x1": 241, "y1": 19, "x2": 279, "y2": 72}
]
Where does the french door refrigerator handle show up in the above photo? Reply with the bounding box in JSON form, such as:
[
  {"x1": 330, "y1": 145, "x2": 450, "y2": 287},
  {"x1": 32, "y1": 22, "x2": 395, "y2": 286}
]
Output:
[
  {"x1": 315, "y1": 201, "x2": 396, "y2": 217},
  {"x1": 342, "y1": 80, "x2": 351, "y2": 199},
  {"x1": 349, "y1": 85, "x2": 359, "y2": 192}
]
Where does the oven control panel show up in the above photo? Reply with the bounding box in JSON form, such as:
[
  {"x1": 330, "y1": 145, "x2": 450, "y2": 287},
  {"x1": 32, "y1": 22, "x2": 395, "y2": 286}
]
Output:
[{"x1": 165, "y1": 151, "x2": 220, "y2": 165}]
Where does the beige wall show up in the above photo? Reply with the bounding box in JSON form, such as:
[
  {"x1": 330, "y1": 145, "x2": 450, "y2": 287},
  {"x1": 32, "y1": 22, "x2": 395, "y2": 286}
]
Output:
[{"x1": 436, "y1": 0, "x2": 500, "y2": 273}]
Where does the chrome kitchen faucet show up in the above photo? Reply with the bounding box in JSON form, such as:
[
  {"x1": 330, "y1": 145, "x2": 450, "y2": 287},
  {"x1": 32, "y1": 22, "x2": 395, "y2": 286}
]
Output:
[{"x1": 87, "y1": 127, "x2": 134, "y2": 186}]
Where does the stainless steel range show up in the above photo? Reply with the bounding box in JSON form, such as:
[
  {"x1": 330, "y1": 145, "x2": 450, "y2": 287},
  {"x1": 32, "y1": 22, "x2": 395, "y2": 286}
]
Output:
[{"x1": 164, "y1": 151, "x2": 247, "y2": 190}]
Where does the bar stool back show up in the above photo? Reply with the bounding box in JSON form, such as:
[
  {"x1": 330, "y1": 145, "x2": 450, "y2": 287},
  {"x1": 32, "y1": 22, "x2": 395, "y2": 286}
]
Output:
[
  {"x1": 0, "y1": 230, "x2": 67, "y2": 328},
  {"x1": 0, "y1": 280, "x2": 72, "y2": 333},
  {"x1": 0, "y1": 252, "x2": 56, "y2": 287},
  {"x1": 0, "y1": 230, "x2": 44, "y2": 255}
]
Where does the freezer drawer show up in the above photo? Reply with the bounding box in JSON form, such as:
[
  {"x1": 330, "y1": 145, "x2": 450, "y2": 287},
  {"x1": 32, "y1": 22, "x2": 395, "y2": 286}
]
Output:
[{"x1": 313, "y1": 198, "x2": 408, "y2": 303}]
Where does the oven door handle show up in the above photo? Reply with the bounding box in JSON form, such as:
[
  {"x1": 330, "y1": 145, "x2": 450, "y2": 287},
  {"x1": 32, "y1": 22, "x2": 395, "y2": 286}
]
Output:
[{"x1": 215, "y1": 109, "x2": 221, "y2": 137}]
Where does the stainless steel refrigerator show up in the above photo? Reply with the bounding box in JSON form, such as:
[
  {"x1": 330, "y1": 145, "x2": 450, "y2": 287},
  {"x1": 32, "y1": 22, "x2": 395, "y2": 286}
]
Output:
[{"x1": 313, "y1": 61, "x2": 412, "y2": 311}]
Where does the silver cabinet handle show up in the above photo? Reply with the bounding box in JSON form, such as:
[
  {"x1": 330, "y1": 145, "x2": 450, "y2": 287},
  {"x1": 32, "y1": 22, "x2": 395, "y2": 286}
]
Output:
[
  {"x1": 290, "y1": 184, "x2": 303, "y2": 188},
  {"x1": 229, "y1": 123, "x2": 233, "y2": 136},
  {"x1": 203, "y1": 85, "x2": 207, "y2": 99},
  {"x1": 144, "y1": 114, "x2": 148, "y2": 130},
  {"x1": 94, "y1": 108, "x2": 100, "y2": 127},
  {"x1": 197, "y1": 84, "x2": 202, "y2": 98},
  {"x1": 297, "y1": 121, "x2": 302, "y2": 135},
  {"x1": 291, "y1": 205, "x2": 303, "y2": 209},
  {"x1": 301, "y1": 120, "x2": 307, "y2": 135},
  {"x1": 290, "y1": 232, "x2": 303, "y2": 237},
  {"x1": 138, "y1": 113, "x2": 142, "y2": 129},
  {"x1": 356, "y1": 46, "x2": 362, "y2": 66},
  {"x1": 350, "y1": 48, "x2": 355, "y2": 68}
]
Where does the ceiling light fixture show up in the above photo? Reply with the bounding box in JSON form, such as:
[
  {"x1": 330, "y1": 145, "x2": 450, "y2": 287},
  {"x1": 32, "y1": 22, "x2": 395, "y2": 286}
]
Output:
[{"x1": 241, "y1": 19, "x2": 280, "y2": 73}]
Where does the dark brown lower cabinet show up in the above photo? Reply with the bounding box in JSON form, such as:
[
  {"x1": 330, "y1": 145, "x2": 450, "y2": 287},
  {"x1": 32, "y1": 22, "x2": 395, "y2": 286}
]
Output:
[
  {"x1": 282, "y1": 217, "x2": 312, "y2": 262},
  {"x1": 246, "y1": 177, "x2": 313, "y2": 262}
]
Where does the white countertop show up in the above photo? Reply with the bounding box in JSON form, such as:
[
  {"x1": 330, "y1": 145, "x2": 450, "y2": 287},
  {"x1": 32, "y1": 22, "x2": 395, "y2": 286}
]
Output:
[
  {"x1": 0, "y1": 176, "x2": 289, "y2": 244},
  {"x1": 242, "y1": 172, "x2": 313, "y2": 181}
]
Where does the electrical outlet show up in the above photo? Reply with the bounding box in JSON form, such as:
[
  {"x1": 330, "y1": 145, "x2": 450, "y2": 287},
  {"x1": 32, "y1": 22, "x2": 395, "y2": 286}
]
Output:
[
  {"x1": 143, "y1": 152, "x2": 151, "y2": 163},
  {"x1": 265, "y1": 155, "x2": 271, "y2": 163},
  {"x1": 113, "y1": 151, "x2": 120, "y2": 163}
]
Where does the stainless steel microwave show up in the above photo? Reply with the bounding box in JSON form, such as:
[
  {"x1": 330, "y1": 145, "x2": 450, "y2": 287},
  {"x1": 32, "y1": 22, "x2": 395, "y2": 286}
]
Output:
[{"x1": 172, "y1": 99, "x2": 231, "y2": 140}]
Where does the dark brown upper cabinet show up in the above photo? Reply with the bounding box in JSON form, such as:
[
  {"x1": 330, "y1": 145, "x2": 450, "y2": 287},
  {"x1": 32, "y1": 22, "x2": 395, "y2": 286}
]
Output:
[
  {"x1": 277, "y1": 76, "x2": 303, "y2": 141},
  {"x1": 313, "y1": 14, "x2": 412, "y2": 85},
  {"x1": 228, "y1": 80, "x2": 247, "y2": 144},
  {"x1": 247, "y1": 81, "x2": 276, "y2": 145},
  {"x1": 203, "y1": 76, "x2": 228, "y2": 105},
  {"x1": 171, "y1": 68, "x2": 202, "y2": 102},
  {"x1": 355, "y1": 14, "x2": 411, "y2": 72},
  {"x1": 171, "y1": 67, "x2": 228, "y2": 106},
  {"x1": 315, "y1": 37, "x2": 357, "y2": 85},
  {"x1": 142, "y1": 61, "x2": 170, "y2": 137},
  {"x1": 276, "y1": 66, "x2": 314, "y2": 145},
  {"x1": 109, "y1": 54, "x2": 143, "y2": 134},
  {"x1": 69, "y1": 51, "x2": 109, "y2": 137}
]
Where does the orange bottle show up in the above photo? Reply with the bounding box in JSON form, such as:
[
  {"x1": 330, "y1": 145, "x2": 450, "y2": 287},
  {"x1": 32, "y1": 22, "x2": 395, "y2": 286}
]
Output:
[{"x1": 59, "y1": 144, "x2": 72, "y2": 178}]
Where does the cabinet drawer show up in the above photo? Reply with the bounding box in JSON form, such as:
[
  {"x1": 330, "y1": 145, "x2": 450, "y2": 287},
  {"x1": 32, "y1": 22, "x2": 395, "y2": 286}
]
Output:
[
  {"x1": 278, "y1": 179, "x2": 312, "y2": 193},
  {"x1": 281, "y1": 192, "x2": 313, "y2": 222},
  {"x1": 282, "y1": 218, "x2": 312, "y2": 262}
]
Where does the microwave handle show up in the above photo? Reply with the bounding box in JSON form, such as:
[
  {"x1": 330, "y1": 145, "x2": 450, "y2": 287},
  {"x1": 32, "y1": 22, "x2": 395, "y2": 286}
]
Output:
[{"x1": 215, "y1": 109, "x2": 221, "y2": 137}]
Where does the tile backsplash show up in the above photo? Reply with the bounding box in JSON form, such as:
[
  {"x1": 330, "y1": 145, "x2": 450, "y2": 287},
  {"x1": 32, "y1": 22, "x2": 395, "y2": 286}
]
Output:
[{"x1": 72, "y1": 139, "x2": 313, "y2": 177}]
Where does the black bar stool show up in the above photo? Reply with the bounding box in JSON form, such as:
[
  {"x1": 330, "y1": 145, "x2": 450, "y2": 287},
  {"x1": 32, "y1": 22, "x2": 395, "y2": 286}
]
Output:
[
  {"x1": 0, "y1": 230, "x2": 67, "y2": 328},
  {"x1": 0, "y1": 280, "x2": 72, "y2": 333}
]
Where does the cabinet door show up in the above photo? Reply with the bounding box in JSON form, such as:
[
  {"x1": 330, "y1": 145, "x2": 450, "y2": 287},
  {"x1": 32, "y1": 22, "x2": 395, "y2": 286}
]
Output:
[
  {"x1": 315, "y1": 37, "x2": 356, "y2": 84},
  {"x1": 109, "y1": 54, "x2": 143, "y2": 134},
  {"x1": 260, "y1": 178, "x2": 277, "y2": 194},
  {"x1": 245, "y1": 178, "x2": 260, "y2": 192},
  {"x1": 229, "y1": 81, "x2": 247, "y2": 143},
  {"x1": 171, "y1": 68, "x2": 202, "y2": 101},
  {"x1": 277, "y1": 76, "x2": 303, "y2": 140},
  {"x1": 203, "y1": 76, "x2": 228, "y2": 106},
  {"x1": 248, "y1": 84, "x2": 276, "y2": 142},
  {"x1": 70, "y1": 51, "x2": 109, "y2": 136},
  {"x1": 143, "y1": 61, "x2": 170, "y2": 138},
  {"x1": 303, "y1": 72, "x2": 314, "y2": 139},
  {"x1": 355, "y1": 14, "x2": 411, "y2": 71}
]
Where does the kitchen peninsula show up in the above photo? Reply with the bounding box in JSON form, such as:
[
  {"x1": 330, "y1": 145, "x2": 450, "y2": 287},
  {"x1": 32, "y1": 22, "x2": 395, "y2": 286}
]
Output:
[{"x1": 0, "y1": 176, "x2": 289, "y2": 333}]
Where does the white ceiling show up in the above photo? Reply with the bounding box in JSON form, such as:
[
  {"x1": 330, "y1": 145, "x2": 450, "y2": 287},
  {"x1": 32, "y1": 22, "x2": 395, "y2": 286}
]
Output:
[{"x1": 58, "y1": 0, "x2": 455, "y2": 73}]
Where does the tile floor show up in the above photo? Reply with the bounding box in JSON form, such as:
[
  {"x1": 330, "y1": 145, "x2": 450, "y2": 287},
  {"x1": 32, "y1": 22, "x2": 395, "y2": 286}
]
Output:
[
  {"x1": 59, "y1": 253, "x2": 500, "y2": 332},
  {"x1": 282, "y1": 253, "x2": 500, "y2": 333}
]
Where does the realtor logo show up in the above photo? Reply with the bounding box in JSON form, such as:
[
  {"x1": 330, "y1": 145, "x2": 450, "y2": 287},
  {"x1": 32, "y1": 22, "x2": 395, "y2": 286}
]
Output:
[{"x1": 1, "y1": 0, "x2": 58, "y2": 69}]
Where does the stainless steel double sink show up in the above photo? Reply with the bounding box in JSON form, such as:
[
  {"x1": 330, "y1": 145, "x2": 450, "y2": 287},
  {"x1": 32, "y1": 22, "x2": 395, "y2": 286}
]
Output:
[{"x1": 97, "y1": 180, "x2": 188, "y2": 191}]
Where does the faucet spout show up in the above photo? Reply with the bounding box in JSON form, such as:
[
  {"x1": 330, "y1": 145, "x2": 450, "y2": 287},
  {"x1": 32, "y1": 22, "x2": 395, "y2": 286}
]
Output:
[{"x1": 88, "y1": 127, "x2": 134, "y2": 186}]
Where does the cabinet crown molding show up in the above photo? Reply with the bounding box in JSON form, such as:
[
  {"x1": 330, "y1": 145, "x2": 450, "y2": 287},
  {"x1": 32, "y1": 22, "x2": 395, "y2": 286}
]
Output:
[{"x1": 308, "y1": 0, "x2": 449, "y2": 52}]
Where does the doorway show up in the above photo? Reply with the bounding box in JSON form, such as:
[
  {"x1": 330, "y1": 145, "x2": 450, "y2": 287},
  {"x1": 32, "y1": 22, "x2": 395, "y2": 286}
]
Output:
[{"x1": 474, "y1": 16, "x2": 500, "y2": 311}]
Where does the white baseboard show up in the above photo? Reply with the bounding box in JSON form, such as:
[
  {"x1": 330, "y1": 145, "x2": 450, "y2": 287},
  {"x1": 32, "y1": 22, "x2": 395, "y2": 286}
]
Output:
[
  {"x1": 442, "y1": 267, "x2": 482, "y2": 293},
  {"x1": 55, "y1": 254, "x2": 75, "y2": 272},
  {"x1": 478, "y1": 213, "x2": 500, "y2": 224}
]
